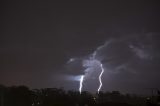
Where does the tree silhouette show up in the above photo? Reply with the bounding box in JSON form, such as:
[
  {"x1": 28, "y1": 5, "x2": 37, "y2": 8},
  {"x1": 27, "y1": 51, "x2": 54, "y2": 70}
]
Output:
[{"x1": 1, "y1": 85, "x2": 159, "y2": 106}]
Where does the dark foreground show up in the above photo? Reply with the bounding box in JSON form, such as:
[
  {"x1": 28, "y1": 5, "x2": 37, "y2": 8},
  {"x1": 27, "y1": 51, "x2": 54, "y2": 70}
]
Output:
[{"x1": 0, "y1": 85, "x2": 160, "y2": 106}]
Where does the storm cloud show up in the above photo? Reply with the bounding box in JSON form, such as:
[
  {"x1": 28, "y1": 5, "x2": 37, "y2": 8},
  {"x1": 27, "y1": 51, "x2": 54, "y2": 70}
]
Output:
[{"x1": 1, "y1": 1, "x2": 160, "y2": 94}]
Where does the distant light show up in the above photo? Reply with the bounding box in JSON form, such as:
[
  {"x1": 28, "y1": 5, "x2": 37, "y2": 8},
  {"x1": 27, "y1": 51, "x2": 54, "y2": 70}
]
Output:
[{"x1": 67, "y1": 58, "x2": 76, "y2": 63}]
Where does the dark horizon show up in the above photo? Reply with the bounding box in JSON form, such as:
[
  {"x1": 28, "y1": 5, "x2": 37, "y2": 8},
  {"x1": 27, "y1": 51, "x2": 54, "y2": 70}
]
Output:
[{"x1": 2, "y1": 85, "x2": 156, "y2": 106}]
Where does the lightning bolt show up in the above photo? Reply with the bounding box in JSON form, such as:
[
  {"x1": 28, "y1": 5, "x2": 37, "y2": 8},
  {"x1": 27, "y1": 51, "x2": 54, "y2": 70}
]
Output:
[
  {"x1": 98, "y1": 63, "x2": 104, "y2": 93},
  {"x1": 79, "y1": 75, "x2": 84, "y2": 94}
]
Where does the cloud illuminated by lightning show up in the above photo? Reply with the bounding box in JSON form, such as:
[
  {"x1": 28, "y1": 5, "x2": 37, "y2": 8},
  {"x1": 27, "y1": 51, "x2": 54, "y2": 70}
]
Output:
[
  {"x1": 67, "y1": 40, "x2": 113, "y2": 93},
  {"x1": 79, "y1": 75, "x2": 84, "y2": 94},
  {"x1": 79, "y1": 41, "x2": 109, "y2": 93},
  {"x1": 82, "y1": 55, "x2": 104, "y2": 93}
]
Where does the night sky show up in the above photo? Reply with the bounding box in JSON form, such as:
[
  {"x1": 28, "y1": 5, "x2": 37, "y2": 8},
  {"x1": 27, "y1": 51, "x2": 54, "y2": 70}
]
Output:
[{"x1": 1, "y1": 1, "x2": 160, "y2": 94}]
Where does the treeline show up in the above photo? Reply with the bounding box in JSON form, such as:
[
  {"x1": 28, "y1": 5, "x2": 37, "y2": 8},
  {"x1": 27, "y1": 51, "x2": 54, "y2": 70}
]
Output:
[{"x1": 0, "y1": 85, "x2": 156, "y2": 106}]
